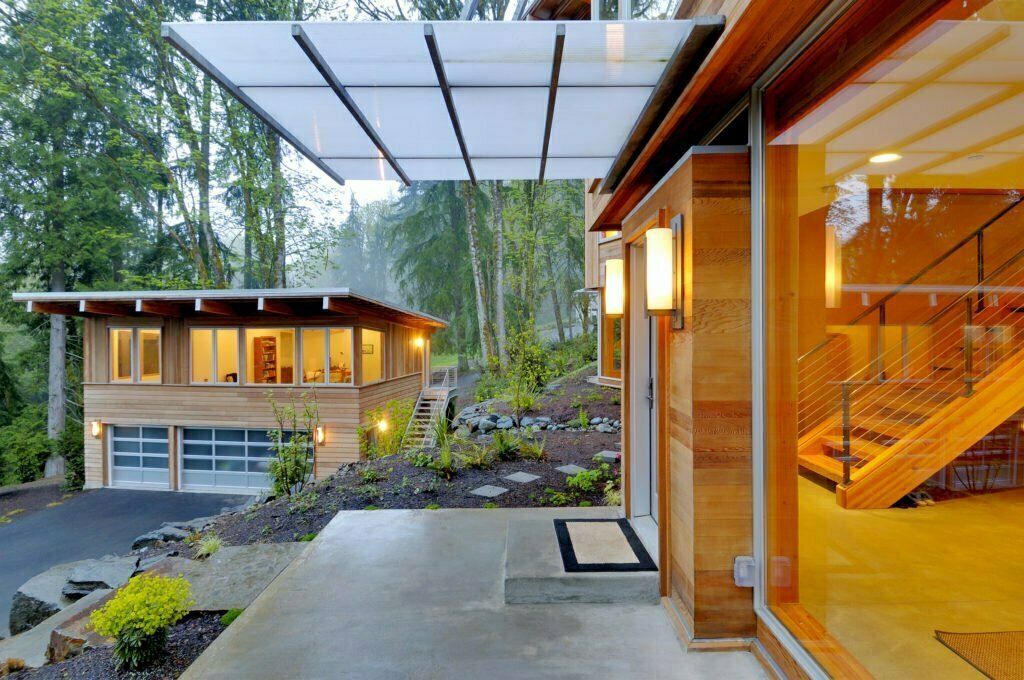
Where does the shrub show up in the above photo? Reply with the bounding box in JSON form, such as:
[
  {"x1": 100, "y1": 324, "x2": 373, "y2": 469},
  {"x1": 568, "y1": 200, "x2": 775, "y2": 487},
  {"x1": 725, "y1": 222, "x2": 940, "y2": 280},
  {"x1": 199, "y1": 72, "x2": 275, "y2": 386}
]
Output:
[
  {"x1": 359, "y1": 466, "x2": 389, "y2": 484},
  {"x1": 576, "y1": 406, "x2": 589, "y2": 429},
  {"x1": 220, "y1": 609, "x2": 244, "y2": 626},
  {"x1": 192, "y1": 532, "x2": 223, "y2": 560},
  {"x1": 490, "y1": 430, "x2": 521, "y2": 461},
  {"x1": 474, "y1": 370, "x2": 508, "y2": 403},
  {"x1": 357, "y1": 399, "x2": 414, "y2": 458},
  {"x1": 364, "y1": 505, "x2": 380, "y2": 511},
  {"x1": 89, "y1": 574, "x2": 193, "y2": 671},
  {"x1": 541, "y1": 488, "x2": 572, "y2": 506},
  {"x1": 611, "y1": 392, "x2": 621, "y2": 406},
  {"x1": 425, "y1": 503, "x2": 441, "y2": 510},
  {"x1": 356, "y1": 484, "x2": 382, "y2": 501},
  {"x1": 603, "y1": 481, "x2": 622, "y2": 507},
  {"x1": 483, "y1": 502, "x2": 498, "y2": 509},
  {"x1": 570, "y1": 395, "x2": 582, "y2": 409},
  {"x1": 407, "y1": 451, "x2": 433, "y2": 468},
  {"x1": 0, "y1": 405, "x2": 49, "y2": 485},
  {"x1": 507, "y1": 379, "x2": 539, "y2": 423},
  {"x1": 266, "y1": 390, "x2": 319, "y2": 497},
  {"x1": 519, "y1": 437, "x2": 547, "y2": 461},
  {"x1": 297, "y1": 532, "x2": 318, "y2": 542},
  {"x1": 56, "y1": 423, "x2": 85, "y2": 492},
  {"x1": 289, "y1": 490, "x2": 319, "y2": 514},
  {"x1": 566, "y1": 468, "x2": 603, "y2": 493},
  {"x1": 459, "y1": 445, "x2": 493, "y2": 470},
  {"x1": 428, "y1": 414, "x2": 458, "y2": 480},
  {"x1": 506, "y1": 325, "x2": 552, "y2": 391}
]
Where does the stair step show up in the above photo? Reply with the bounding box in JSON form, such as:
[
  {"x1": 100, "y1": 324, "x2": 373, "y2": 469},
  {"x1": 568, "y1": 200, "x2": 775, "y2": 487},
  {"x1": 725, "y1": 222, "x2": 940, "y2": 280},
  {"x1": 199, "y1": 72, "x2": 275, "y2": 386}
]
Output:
[
  {"x1": 822, "y1": 437, "x2": 890, "y2": 461},
  {"x1": 854, "y1": 414, "x2": 924, "y2": 438},
  {"x1": 798, "y1": 454, "x2": 846, "y2": 483}
]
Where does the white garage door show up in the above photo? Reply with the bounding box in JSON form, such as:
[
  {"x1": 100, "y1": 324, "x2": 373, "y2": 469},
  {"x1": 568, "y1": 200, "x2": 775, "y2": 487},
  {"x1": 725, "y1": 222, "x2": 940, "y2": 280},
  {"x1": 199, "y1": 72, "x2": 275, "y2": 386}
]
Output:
[
  {"x1": 110, "y1": 426, "x2": 170, "y2": 488},
  {"x1": 180, "y1": 428, "x2": 277, "y2": 493}
]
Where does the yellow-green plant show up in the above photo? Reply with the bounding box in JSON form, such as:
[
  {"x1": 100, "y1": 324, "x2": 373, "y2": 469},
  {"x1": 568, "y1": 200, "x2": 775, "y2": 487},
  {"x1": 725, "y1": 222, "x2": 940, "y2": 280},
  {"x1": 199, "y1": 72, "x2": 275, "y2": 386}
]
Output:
[
  {"x1": 192, "y1": 532, "x2": 223, "y2": 560},
  {"x1": 90, "y1": 575, "x2": 194, "y2": 671},
  {"x1": 520, "y1": 436, "x2": 547, "y2": 461},
  {"x1": 357, "y1": 398, "x2": 414, "y2": 458}
]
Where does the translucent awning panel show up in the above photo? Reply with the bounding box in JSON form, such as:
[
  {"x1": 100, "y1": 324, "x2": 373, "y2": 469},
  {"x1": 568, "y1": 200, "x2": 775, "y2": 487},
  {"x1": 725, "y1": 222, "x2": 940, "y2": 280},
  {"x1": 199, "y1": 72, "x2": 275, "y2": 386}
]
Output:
[{"x1": 164, "y1": 19, "x2": 708, "y2": 182}]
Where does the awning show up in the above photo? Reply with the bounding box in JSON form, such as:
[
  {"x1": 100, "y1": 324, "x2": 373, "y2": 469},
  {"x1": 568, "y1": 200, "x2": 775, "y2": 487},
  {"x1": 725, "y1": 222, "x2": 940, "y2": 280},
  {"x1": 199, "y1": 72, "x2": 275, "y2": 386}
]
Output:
[{"x1": 161, "y1": 19, "x2": 723, "y2": 186}]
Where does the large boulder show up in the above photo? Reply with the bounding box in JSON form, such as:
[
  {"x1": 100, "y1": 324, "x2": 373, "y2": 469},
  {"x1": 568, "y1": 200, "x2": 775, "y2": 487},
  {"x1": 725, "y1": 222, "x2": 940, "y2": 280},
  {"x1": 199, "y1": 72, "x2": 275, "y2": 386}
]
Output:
[
  {"x1": 61, "y1": 555, "x2": 138, "y2": 601},
  {"x1": 495, "y1": 416, "x2": 514, "y2": 430},
  {"x1": 0, "y1": 589, "x2": 111, "y2": 669},
  {"x1": 478, "y1": 418, "x2": 497, "y2": 433},
  {"x1": 162, "y1": 515, "x2": 217, "y2": 534},
  {"x1": 131, "y1": 525, "x2": 190, "y2": 550}
]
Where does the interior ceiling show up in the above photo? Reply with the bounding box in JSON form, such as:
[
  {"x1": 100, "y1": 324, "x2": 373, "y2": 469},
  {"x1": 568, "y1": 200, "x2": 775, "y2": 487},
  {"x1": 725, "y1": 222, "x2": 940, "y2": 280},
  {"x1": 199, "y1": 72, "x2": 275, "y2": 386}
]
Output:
[
  {"x1": 164, "y1": 20, "x2": 700, "y2": 183},
  {"x1": 772, "y1": 19, "x2": 1024, "y2": 184}
]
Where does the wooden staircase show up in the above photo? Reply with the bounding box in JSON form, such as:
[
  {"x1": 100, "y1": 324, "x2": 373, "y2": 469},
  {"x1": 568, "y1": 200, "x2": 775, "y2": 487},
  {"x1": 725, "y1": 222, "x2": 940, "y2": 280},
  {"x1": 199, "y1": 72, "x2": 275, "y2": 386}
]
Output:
[{"x1": 402, "y1": 366, "x2": 457, "y2": 451}]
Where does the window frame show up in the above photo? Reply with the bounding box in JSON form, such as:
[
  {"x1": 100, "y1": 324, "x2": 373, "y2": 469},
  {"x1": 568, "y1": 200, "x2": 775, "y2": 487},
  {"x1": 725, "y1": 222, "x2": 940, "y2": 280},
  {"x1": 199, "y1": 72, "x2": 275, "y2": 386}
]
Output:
[
  {"x1": 299, "y1": 326, "x2": 356, "y2": 387},
  {"x1": 109, "y1": 327, "x2": 162, "y2": 384},
  {"x1": 189, "y1": 327, "x2": 242, "y2": 386},
  {"x1": 244, "y1": 327, "x2": 297, "y2": 387},
  {"x1": 359, "y1": 326, "x2": 387, "y2": 385}
]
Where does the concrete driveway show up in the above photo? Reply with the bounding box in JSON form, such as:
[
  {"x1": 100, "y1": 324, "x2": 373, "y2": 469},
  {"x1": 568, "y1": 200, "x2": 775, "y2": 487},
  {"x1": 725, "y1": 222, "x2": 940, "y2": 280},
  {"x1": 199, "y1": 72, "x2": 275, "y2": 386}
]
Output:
[
  {"x1": 185, "y1": 508, "x2": 765, "y2": 680},
  {"x1": 0, "y1": 487, "x2": 245, "y2": 636}
]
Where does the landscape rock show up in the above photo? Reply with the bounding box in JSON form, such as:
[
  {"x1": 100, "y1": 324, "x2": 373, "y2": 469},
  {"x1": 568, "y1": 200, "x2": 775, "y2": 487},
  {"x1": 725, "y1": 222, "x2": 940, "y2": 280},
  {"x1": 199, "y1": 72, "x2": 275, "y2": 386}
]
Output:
[
  {"x1": 534, "y1": 416, "x2": 552, "y2": 425},
  {"x1": 590, "y1": 417, "x2": 603, "y2": 426},
  {"x1": 478, "y1": 418, "x2": 497, "y2": 433},
  {"x1": 496, "y1": 416, "x2": 514, "y2": 430},
  {"x1": 9, "y1": 559, "x2": 88, "y2": 635},
  {"x1": 47, "y1": 591, "x2": 116, "y2": 663},
  {"x1": 131, "y1": 525, "x2": 190, "y2": 550},
  {"x1": 596, "y1": 423, "x2": 615, "y2": 434},
  {"x1": 0, "y1": 589, "x2": 111, "y2": 669},
  {"x1": 62, "y1": 555, "x2": 138, "y2": 601},
  {"x1": 163, "y1": 515, "x2": 217, "y2": 534},
  {"x1": 521, "y1": 417, "x2": 535, "y2": 427}
]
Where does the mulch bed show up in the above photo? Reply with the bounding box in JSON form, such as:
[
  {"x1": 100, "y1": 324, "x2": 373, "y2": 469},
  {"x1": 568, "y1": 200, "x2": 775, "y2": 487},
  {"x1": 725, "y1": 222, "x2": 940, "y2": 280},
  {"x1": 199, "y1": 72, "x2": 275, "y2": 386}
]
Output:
[
  {"x1": 492, "y1": 372, "x2": 621, "y2": 423},
  {"x1": 8, "y1": 612, "x2": 226, "y2": 680},
  {"x1": 0, "y1": 478, "x2": 89, "y2": 524}
]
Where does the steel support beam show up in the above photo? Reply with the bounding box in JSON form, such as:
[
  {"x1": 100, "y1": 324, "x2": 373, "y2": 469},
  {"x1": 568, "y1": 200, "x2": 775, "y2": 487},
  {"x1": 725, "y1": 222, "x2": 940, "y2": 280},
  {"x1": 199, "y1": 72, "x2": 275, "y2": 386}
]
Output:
[
  {"x1": 539, "y1": 24, "x2": 566, "y2": 184},
  {"x1": 424, "y1": 24, "x2": 477, "y2": 185}
]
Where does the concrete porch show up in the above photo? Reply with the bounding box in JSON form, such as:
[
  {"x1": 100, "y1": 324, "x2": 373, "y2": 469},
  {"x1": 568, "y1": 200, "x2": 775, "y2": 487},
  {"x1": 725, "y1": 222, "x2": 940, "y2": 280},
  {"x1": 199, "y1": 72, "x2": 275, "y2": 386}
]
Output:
[{"x1": 183, "y1": 507, "x2": 765, "y2": 679}]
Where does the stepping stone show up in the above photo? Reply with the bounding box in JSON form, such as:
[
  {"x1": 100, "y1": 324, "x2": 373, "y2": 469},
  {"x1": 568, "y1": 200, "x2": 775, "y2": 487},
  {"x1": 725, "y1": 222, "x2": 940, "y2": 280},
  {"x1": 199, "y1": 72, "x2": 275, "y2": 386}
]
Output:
[
  {"x1": 470, "y1": 485, "x2": 509, "y2": 498},
  {"x1": 556, "y1": 464, "x2": 587, "y2": 475},
  {"x1": 504, "y1": 472, "x2": 540, "y2": 484},
  {"x1": 594, "y1": 451, "x2": 620, "y2": 464}
]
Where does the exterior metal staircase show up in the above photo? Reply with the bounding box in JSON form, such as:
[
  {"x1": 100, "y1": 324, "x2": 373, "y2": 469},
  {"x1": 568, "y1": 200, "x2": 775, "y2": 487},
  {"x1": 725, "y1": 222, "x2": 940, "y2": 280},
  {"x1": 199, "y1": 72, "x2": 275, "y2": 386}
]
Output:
[
  {"x1": 797, "y1": 198, "x2": 1024, "y2": 508},
  {"x1": 402, "y1": 366, "x2": 458, "y2": 450}
]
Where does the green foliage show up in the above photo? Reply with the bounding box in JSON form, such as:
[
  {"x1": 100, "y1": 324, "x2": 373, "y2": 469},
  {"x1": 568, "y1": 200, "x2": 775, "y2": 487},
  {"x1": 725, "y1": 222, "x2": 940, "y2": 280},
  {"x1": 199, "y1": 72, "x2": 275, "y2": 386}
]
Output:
[
  {"x1": 571, "y1": 405, "x2": 589, "y2": 429},
  {"x1": 356, "y1": 484, "x2": 382, "y2": 501},
  {"x1": 548, "y1": 335, "x2": 598, "y2": 377},
  {"x1": 407, "y1": 451, "x2": 433, "y2": 468},
  {"x1": 266, "y1": 391, "x2": 319, "y2": 498},
  {"x1": 586, "y1": 392, "x2": 603, "y2": 402},
  {"x1": 357, "y1": 399, "x2": 414, "y2": 459},
  {"x1": 359, "y1": 466, "x2": 390, "y2": 484},
  {"x1": 474, "y1": 370, "x2": 507, "y2": 403},
  {"x1": 570, "y1": 395, "x2": 582, "y2": 409},
  {"x1": 297, "y1": 532, "x2": 318, "y2": 542},
  {"x1": 289, "y1": 490, "x2": 319, "y2": 514},
  {"x1": 425, "y1": 503, "x2": 441, "y2": 510},
  {"x1": 56, "y1": 423, "x2": 85, "y2": 491},
  {"x1": 483, "y1": 502, "x2": 498, "y2": 509},
  {"x1": 540, "y1": 488, "x2": 572, "y2": 507},
  {"x1": 0, "y1": 405, "x2": 49, "y2": 486},
  {"x1": 364, "y1": 505, "x2": 380, "y2": 511},
  {"x1": 89, "y1": 575, "x2": 193, "y2": 671},
  {"x1": 220, "y1": 609, "x2": 245, "y2": 627},
  {"x1": 458, "y1": 444, "x2": 493, "y2": 470},
  {"x1": 507, "y1": 379, "x2": 539, "y2": 422},
  {"x1": 611, "y1": 392, "x2": 621, "y2": 406},
  {"x1": 519, "y1": 436, "x2": 547, "y2": 461},
  {"x1": 490, "y1": 430, "x2": 521, "y2": 462},
  {"x1": 579, "y1": 500, "x2": 592, "y2": 507},
  {"x1": 428, "y1": 413, "x2": 458, "y2": 480},
  {"x1": 192, "y1": 533, "x2": 223, "y2": 560},
  {"x1": 603, "y1": 480, "x2": 622, "y2": 507},
  {"x1": 566, "y1": 468, "x2": 604, "y2": 494}
]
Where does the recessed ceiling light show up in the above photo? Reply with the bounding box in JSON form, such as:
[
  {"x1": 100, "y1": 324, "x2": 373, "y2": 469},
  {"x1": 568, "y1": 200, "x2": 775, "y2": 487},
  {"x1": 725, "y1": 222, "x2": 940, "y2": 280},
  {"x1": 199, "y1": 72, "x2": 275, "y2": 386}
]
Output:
[
  {"x1": 869, "y1": 152, "x2": 902, "y2": 164},
  {"x1": 968, "y1": 153, "x2": 985, "y2": 160}
]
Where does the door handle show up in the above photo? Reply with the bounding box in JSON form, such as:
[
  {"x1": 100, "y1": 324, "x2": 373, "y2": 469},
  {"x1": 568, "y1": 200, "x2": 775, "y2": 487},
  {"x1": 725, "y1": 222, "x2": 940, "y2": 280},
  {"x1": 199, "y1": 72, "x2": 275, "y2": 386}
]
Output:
[{"x1": 647, "y1": 377, "x2": 654, "y2": 408}]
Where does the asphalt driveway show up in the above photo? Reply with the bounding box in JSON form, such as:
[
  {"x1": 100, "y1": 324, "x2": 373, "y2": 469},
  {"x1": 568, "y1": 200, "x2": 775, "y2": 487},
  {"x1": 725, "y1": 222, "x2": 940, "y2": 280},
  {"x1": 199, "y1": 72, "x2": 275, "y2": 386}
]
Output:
[{"x1": 0, "y1": 487, "x2": 245, "y2": 637}]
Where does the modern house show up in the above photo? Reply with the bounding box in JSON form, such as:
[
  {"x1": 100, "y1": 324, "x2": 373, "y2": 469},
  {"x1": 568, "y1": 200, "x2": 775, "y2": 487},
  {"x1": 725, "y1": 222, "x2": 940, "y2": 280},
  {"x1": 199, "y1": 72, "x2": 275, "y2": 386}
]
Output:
[
  {"x1": 15, "y1": 0, "x2": 1012, "y2": 676},
  {"x1": 12, "y1": 289, "x2": 446, "y2": 494}
]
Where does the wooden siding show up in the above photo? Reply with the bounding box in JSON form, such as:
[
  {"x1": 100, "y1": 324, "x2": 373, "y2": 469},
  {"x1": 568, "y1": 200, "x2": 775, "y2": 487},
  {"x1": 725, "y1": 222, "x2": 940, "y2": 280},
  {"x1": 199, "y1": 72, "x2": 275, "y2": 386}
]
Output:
[{"x1": 622, "y1": 150, "x2": 754, "y2": 640}]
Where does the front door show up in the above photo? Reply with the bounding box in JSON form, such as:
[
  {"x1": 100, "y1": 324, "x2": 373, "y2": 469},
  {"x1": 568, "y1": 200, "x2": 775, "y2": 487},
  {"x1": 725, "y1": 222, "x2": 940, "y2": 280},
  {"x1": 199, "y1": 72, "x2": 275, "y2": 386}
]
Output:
[{"x1": 629, "y1": 242, "x2": 659, "y2": 552}]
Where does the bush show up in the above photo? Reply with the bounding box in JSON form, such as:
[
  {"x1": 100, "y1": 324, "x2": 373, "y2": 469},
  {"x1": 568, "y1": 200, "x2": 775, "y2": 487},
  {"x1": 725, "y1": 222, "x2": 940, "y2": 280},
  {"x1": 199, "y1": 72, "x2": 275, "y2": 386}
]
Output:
[
  {"x1": 56, "y1": 423, "x2": 85, "y2": 491},
  {"x1": 357, "y1": 399, "x2": 414, "y2": 458},
  {"x1": 266, "y1": 391, "x2": 319, "y2": 497},
  {"x1": 220, "y1": 608, "x2": 244, "y2": 626},
  {"x1": 89, "y1": 574, "x2": 193, "y2": 671},
  {"x1": 507, "y1": 326, "x2": 552, "y2": 391},
  {"x1": 459, "y1": 444, "x2": 493, "y2": 470},
  {"x1": 490, "y1": 430, "x2": 520, "y2": 461},
  {"x1": 549, "y1": 334, "x2": 597, "y2": 376},
  {"x1": 519, "y1": 436, "x2": 547, "y2": 461},
  {"x1": 407, "y1": 451, "x2": 432, "y2": 468},
  {"x1": 359, "y1": 466, "x2": 389, "y2": 484},
  {"x1": 192, "y1": 532, "x2": 223, "y2": 560},
  {"x1": 0, "y1": 405, "x2": 49, "y2": 486},
  {"x1": 474, "y1": 370, "x2": 508, "y2": 403}
]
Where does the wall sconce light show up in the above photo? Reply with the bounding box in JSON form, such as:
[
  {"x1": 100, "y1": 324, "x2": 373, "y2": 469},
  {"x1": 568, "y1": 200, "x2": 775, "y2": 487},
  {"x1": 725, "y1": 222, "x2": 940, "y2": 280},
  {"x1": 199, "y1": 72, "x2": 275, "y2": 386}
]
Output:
[
  {"x1": 378, "y1": 420, "x2": 388, "y2": 434},
  {"x1": 90, "y1": 421, "x2": 102, "y2": 438},
  {"x1": 604, "y1": 258, "x2": 624, "y2": 319},
  {"x1": 644, "y1": 211, "x2": 685, "y2": 328},
  {"x1": 825, "y1": 224, "x2": 842, "y2": 309},
  {"x1": 413, "y1": 336, "x2": 424, "y2": 349},
  {"x1": 315, "y1": 425, "x2": 326, "y2": 445}
]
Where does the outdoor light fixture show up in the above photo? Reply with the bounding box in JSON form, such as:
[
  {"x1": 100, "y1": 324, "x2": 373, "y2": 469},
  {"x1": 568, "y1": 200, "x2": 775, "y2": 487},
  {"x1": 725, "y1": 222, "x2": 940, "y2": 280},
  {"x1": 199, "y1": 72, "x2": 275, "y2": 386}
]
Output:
[
  {"x1": 378, "y1": 420, "x2": 388, "y2": 433},
  {"x1": 90, "y1": 421, "x2": 102, "y2": 438},
  {"x1": 869, "y1": 152, "x2": 902, "y2": 164},
  {"x1": 825, "y1": 224, "x2": 843, "y2": 308},
  {"x1": 604, "y1": 259, "x2": 624, "y2": 319},
  {"x1": 413, "y1": 336, "x2": 424, "y2": 349},
  {"x1": 644, "y1": 210, "x2": 685, "y2": 328},
  {"x1": 315, "y1": 425, "x2": 326, "y2": 445}
]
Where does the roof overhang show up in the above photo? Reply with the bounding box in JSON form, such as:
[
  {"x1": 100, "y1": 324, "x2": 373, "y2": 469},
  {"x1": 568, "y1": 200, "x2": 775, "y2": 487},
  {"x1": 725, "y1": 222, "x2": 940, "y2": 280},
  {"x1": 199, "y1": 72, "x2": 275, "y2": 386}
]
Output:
[
  {"x1": 161, "y1": 18, "x2": 723, "y2": 185},
  {"x1": 12, "y1": 288, "x2": 447, "y2": 329}
]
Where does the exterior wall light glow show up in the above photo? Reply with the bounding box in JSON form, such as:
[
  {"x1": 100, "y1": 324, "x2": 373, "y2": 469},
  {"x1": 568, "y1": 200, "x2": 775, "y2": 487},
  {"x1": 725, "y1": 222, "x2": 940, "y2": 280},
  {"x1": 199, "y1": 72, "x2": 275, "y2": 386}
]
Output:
[
  {"x1": 869, "y1": 152, "x2": 901, "y2": 164},
  {"x1": 413, "y1": 336, "x2": 424, "y2": 349},
  {"x1": 315, "y1": 425, "x2": 326, "y2": 445},
  {"x1": 378, "y1": 419, "x2": 388, "y2": 433},
  {"x1": 604, "y1": 259, "x2": 624, "y2": 319},
  {"x1": 90, "y1": 421, "x2": 102, "y2": 438},
  {"x1": 825, "y1": 224, "x2": 843, "y2": 308},
  {"x1": 645, "y1": 226, "x2": 676, "y2": 316}
]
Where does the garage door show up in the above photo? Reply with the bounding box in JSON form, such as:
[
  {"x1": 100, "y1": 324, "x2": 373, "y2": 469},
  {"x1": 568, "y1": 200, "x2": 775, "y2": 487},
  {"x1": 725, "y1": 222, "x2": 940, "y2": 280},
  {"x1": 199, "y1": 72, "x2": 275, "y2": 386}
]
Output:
[
  {"x1": 180, "y1": 428, "x2": 277, "y2": 492},
  {"x1": 110, "y1": 426, "x2": 170, "y2": 488}
]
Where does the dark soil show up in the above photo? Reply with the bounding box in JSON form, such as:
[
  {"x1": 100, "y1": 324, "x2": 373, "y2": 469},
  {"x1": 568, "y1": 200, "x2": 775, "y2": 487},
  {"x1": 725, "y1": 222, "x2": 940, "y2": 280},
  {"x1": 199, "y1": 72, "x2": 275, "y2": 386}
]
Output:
[
  {"x1": 9, "y1": 612, "x2": 226, "y2": 680},
  {"x1": 0, "y1": 478, "x2": 89, "y2": 523},
  {"x1": 493, "y1": 372, "x2": 621, "y2": 423}
]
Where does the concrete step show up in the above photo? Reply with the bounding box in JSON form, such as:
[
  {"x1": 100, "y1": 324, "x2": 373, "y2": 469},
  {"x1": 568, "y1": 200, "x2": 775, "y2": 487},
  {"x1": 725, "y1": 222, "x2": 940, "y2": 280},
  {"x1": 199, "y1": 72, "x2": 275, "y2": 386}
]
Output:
[{"x1": 503, "y1": 519, "x2": 659, "y2": 605}]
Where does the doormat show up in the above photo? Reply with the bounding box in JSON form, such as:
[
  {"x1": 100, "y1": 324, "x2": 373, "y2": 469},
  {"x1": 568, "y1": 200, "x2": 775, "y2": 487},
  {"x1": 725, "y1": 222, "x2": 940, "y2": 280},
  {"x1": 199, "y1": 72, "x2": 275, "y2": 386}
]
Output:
[
  {"x1": 936, "y1": 630, "x2": 1024, "y2": 680},
  {"x1": 554, "y1": 519, "x2": 657, "y2": 572}
]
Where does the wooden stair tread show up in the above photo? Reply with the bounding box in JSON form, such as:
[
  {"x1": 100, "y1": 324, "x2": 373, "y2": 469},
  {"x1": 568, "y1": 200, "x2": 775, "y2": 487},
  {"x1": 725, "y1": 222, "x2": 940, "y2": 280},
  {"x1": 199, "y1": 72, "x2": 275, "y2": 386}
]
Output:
[
  {"x1": 822, "y1": 437, "x2": 889, "y2": 460},
  {"x1": 798, "y1": 454, "x2": 845, "y2": 483}
]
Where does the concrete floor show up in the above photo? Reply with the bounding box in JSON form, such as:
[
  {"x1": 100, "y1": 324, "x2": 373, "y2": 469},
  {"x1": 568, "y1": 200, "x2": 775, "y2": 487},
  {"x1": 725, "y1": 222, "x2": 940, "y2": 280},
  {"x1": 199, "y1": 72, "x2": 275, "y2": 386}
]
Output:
[
  {"x1": 799, "y1": 477, "x2": 1024, "y2": 679},
  {"x1": 184, "y1": 508, "x2": 765, "y2": 680}
]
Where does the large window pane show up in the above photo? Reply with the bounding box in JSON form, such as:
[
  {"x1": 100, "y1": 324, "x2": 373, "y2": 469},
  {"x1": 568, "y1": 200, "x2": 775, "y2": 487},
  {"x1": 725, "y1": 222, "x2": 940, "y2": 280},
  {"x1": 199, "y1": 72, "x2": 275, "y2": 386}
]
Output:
[
  {"x1": 138, "y1": 329, "x2": 161, "y2": 383},
  {"x1": 110, "y1": 329, "x2": 133, "y2": 382},
  {"x1": 763, "y1": 1, "x2": 1024, "y2": 675},
  {"x1": 360, "y1": 328, "x2": 384, "y2": 384},
  {"x1": 216, "y1": 329, "x2": 239, "y2": 383},
  {"x1": 301, "y1": 328, "x2": 326, "y2": 384},
  {"x1": 246, "y1": 329, "x2": 295, "y2": 384},
  {"x1": 191, "y1": 329, "x2": 214, "y2": 383},
  {"x1": 329, "y1": 328, "x2": 353, "y2": 384}
]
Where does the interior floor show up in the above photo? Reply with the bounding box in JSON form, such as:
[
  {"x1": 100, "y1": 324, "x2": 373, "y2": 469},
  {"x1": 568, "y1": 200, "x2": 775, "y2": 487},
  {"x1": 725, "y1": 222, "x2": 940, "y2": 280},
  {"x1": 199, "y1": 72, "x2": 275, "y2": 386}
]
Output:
[{"x1": 798, "y1": 476, "x2": 1024, "y2": 679}]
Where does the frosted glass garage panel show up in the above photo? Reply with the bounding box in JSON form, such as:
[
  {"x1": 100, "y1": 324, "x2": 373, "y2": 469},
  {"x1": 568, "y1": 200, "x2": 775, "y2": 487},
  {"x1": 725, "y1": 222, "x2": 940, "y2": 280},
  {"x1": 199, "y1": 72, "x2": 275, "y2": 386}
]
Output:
[
  {"x1": 399, "y1": 158, "x2": 470, "y2": 181},
  {"x1": 454, "y1": 88, "x2": 547, "y2": 157},
  {"x1": 323, "y1": 158, "x2": 400, "y2": 182},
  {"x1": 242, "y1": 87, "x2": 378, "y2": 158},
  {"x1": 299, "y1": 22, "x2": 438, "y2": 86},
  {"x1": 560, "y1": 21, "x2": 691, "y2": 86},
  {"x1": 348, "y1": 88, "x2": 460, "y2": 158},
  {"x1": 549, "y1": 87, "x2": 652, "y2": 157},
  {"x1": 433, "y1": 22, "x2": 558, "y2": 86},
  {"x1": 167, "y1": 22, "x2": 323, "y2": 87},
  {"x1": 474, "y1": 157, "x2": 539, "y2": 180},
  {"x1": 545, "y1": 157, "x2": 614, "y2": 179}
]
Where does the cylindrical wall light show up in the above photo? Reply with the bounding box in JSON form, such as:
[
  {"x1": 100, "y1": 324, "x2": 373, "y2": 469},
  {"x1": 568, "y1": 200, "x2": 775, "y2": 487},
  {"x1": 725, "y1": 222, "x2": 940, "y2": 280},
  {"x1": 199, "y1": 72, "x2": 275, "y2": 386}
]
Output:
[
  {"x1": 604, "y1": 258, "x2": 624, "y2": 318},
  {"x1": 378, "y1": 419, "x2": 388, "y2": 434},
  {"x1": 315, "y1": 425, "x2": 326, "y2": 445},
  {"x1": 645, "y1": 226, "x2": 676, "y2": 315},
  {"x1": 825, "y1": 224, "x2": 842, "y2": 309},
  {"x1": 90, "y1": 421, "x2": 102, "y2": 438},
  {"x1": 413, "y1": 336, "x2": 424, "y2": 349}
]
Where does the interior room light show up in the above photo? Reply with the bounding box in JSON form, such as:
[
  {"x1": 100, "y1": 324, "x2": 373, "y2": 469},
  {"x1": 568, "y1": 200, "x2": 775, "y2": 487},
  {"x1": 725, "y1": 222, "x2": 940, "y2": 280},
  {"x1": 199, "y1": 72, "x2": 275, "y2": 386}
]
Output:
[
  {"x1": 604, "y1": 259, "x2": 624, "y2": 318},
  {"x1": 645, "y1": 227, "x2": 676, "y2": 315},
  {"x1": 90, "y1": 421, "x2": 102, "y2": 438},
  {"x1": 315, "y1": 425, "x2": 326, "y2": 445},
  {"x1": 869, "y1": 152, "x2": 902, "y2": 164},
  {"x1": 825, "y1": 224, "x2": 843, "y2": 308}
]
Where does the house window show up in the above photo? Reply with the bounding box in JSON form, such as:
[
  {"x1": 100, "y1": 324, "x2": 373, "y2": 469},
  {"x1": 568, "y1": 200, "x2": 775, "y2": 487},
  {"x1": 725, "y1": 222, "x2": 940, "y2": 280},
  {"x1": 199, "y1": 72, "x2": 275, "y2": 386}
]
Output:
[
  {"x1": 301, "y1": 328, "x2": 354, "y2": 385},
  {"x1": 361, "y1": 328, "x2": 385, "y2": 384},
  {"x1": 109, "y1": 328, "x2": 161, "y2": 383},
  {"x1": 246, "y1": 329, "x2": 295, "y2": 385},
  {"x1": 190, "y1": 328, "x2": 239, "y2": 384},
  {"x1": 601, "y1": 314, "x2": 622, "y2": 380}
]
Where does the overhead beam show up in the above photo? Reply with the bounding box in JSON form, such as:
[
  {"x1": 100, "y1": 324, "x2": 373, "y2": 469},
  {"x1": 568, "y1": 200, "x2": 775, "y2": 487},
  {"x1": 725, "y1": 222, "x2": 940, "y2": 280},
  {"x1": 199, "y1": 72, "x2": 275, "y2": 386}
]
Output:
[
  {"x1": 161, "y1": 25, "x2": 347, "y2": 188},
  {"x1": 291, "y1": 25, "x2": 412, "y2": 186},
  {"x1": 539, "y1": 25, "x2": 566, "y2": 185},
  {"x1": 600, "y1": 16, "x2": 725, "y2": 194},
  {"x1": 258, "y1": 297, "x2": 293, "y2": 315},
  {"x1": 26, "y1": 301, "x2": 77, "y2": 316},
  {"x1": 80, "y1": 300, "x2": 134, "y2": 317},
  {"x1": 136, "y1": 300, "x2": 184, "y2": 317},
  {"x1": 459, "y1": 0, "x2": 480, "y2": 20},
  {"x1": 322, "y1": 296, "x2": 364, "y2": 317},
  {"x1": 194, "y1": 298, "x2": 236, "y2": 316},
  {"x1": 424, "y1": 24, "x2": 477, "y2": 185}
]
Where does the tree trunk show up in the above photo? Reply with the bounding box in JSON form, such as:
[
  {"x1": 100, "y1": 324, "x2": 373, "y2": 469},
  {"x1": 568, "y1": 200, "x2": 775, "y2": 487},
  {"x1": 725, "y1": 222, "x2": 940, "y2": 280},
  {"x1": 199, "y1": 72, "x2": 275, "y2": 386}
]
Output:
[
  {"x1": 462, "y1": 182, "x2": 490, "y2": 366},
  {"x1": 490, "y1": 181, "x2": 507, "y2": 368},
  {"x1": 269, "y1": 132, "x2": 287, "y2": 287},
  {"x1": 544, "y1": 247, "x2": 566, "y2": 343},
  {"x1": 46, "y1": 261, "x2": 67, "y2": 477}
]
